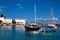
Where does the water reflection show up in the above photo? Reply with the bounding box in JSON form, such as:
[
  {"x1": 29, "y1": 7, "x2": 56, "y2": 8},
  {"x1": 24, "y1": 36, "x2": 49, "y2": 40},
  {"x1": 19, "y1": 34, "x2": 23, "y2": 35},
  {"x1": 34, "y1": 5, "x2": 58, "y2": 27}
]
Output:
[
  {"x1": 12, "y1": 25, "x2": 16, "y2": 40},
  {"x1": 0, "y1": 24, "x2": 60, "y2": 40},
  {"x1": 25, "y1": 30, "x2": 40, "y2": 37},
  {"x1": 42, "y1": 31, "x2": 56, "y2": 36},
  {"x1": 41, "y1": 31, "x2": 56, "y2": 40},
  {"x1": 5, "y1": 26, "x2": 12, "y2": 30},
  {"x1": 0, "y1": 26, "x2": 3, "y2": 40},
  {"x1": 16, "y1": 25, "x2": 25, "y2": 30},
  {"x1": 12, "y1": 25, "x2": 25, "y2": 40},
  {"x1": 25, "y1": 30, "x2": 40, "y2": 40}
]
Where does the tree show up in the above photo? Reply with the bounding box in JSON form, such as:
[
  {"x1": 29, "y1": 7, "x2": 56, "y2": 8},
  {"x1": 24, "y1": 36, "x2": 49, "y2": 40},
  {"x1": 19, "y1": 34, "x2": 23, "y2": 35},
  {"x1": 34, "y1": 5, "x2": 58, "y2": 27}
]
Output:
[
  {"x1": 0, "y1": 14, "x2": 4, "y2": 17},
  {"x1": 0, "y1": 14, "x2": 6, "y2": 18},
  {"x1": 0, "y1": 20, "x2": 2, "y2": 24},
  {"x1": 12, "y1": 19, "x2": 16, "y2": 24}
]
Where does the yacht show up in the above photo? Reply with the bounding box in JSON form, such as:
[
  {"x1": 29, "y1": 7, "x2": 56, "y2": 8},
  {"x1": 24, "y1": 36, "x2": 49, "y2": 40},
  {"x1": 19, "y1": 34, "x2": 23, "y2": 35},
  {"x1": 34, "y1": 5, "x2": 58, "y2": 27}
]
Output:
[
  {"x1": 43, "y1": 23, "x2": 57, "y2": 32},
  {"x1": 47, "y1": 23, "x2": 57, "y2": 29},
  {"x1": 25, "y1": 23, "x2": 40, "y2": 31},
  {"x1": 42, "y1": 7, "x2": 57, "y2": 32},
  {"x1": 25, "y1": 4, "x2": 40, "y2": 31}
]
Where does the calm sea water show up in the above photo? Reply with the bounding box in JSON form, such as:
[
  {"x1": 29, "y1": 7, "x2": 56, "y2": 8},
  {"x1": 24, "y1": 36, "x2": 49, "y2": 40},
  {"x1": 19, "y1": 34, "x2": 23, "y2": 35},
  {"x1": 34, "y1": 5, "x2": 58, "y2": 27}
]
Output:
[{"x1": 0, "y1": 24, "x2": 60, "y2": 40}]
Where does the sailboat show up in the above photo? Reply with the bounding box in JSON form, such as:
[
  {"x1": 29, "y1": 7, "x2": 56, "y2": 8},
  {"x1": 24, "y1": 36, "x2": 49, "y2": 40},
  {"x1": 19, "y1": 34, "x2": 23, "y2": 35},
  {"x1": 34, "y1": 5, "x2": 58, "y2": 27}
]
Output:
[
  {"x1": 43, "y1": 7, "x2": 57, "y2": 32},
  {"x1": 25, "y1": 4, "x2": 40, "y2": 31}
]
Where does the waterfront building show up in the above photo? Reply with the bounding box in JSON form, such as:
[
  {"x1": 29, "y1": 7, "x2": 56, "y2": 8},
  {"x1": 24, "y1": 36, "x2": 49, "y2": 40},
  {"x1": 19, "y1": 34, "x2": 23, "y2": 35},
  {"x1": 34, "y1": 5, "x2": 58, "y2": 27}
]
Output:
[
  {"x1": 0, "y1": 17, "x2": 5, "y2": 23},
  {"x1": 4, "y1": 18, "x2": 12, "y2": 25},
  {"x1": 14, "y1": 18, "x2": 26, "y2": 26}
]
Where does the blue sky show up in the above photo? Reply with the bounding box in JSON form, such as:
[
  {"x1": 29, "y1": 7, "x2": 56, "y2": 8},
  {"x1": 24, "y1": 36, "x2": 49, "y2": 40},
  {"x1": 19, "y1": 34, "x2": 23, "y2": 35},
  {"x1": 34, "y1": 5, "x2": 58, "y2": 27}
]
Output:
[{"x1": 0, "y1": 0, "x2": 60, "y2": 21}]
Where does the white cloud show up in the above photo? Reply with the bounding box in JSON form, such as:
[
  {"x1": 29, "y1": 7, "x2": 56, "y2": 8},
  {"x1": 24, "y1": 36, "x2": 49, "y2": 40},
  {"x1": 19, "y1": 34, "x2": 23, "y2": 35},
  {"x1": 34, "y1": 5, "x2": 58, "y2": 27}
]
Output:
[
  {"x1": 49, "y1": 17, "x2": 58, "y2": 21},
  {"x1": 17, "y1": 4, "x2": 22, "y2": 7},
  {"x1": 16, "y1": 4, "x2": 23, "y2": 9},
  {"x1": 36, "y1": 18, "x2": 39, "y2": 20},
  {"x1": 0, "y1": 9, "x2": 2, "y2": 12},
  {"x1": 40, "y1": 18, "x2": 42, "y2": 19},
  {"x1": 19, "y1": 6, "x2": 23, "y2": 9},
  {"x1": 0, "y1": 6, "x2": 5, "y2": 9},
  {"x1": 55, "y1": 18, "x2": 58, "y2": 20},
  {"x1": 43, "y1": 18, "x2": 47, "y2": 20}
]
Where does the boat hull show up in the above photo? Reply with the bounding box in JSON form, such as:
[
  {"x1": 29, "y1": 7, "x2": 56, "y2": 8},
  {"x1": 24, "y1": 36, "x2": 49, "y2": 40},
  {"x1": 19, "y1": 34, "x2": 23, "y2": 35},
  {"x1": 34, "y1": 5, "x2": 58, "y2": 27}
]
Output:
[
  {"x1": 25, "y1": 26, "x2": 40, "y2": 31},
  {"x1": 44, "y1": 28, "x2": 56, "y2": 32},
  {"x1": 42, "y1": 27, "x2": 57, "y2": 32}
]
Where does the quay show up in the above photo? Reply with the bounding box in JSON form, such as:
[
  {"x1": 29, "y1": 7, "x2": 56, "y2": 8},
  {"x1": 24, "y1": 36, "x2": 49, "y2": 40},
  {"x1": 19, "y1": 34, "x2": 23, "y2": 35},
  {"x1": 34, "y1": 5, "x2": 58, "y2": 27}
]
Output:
[
  {"x1": 0, "y1": 14, "x2": 60, "y2": 26},
  {"x1": 0, "y1": 22, "x2": 60, "y2": 26}
]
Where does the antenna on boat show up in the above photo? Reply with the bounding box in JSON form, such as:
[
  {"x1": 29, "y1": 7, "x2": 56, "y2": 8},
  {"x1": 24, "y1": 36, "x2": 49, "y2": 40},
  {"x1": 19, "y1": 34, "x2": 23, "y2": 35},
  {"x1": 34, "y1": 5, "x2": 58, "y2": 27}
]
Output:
[{"x1": 34, "y1": 3, "x2": 36, "y2": 24}]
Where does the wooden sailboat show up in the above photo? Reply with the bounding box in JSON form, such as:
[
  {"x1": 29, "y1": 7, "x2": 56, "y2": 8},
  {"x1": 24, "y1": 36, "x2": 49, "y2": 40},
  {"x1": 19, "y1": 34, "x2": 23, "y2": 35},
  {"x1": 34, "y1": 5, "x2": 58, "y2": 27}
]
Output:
[{"x1": 25, "y1": 4, "x2": 40, "y2": 31}]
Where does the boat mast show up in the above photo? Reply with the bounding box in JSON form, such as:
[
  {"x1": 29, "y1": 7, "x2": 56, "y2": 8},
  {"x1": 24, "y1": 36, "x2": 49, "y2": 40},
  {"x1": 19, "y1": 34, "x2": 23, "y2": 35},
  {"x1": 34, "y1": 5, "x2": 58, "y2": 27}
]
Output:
[
  {"x1": 34, "y1": 3, "x2": 36, "y2": 24},
  {"x1": 50, "y1": 6, "x2": 53, "y2": 21},
  {"x1": 50, "y1": 0, "x2": 54, "y2": 22}
]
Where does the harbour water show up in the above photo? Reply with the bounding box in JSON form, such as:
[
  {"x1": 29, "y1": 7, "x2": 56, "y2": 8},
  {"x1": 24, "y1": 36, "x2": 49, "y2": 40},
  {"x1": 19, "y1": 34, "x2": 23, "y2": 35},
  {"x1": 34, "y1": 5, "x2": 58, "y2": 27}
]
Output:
[{"x1": 0, "y1": 24, "x2": 60, "y2": 40}]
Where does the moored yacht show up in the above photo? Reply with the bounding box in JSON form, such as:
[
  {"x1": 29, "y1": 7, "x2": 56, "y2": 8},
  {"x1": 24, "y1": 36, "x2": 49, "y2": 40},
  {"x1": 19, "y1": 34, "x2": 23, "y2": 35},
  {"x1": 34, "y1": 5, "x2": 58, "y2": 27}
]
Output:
[
  {"x1": 25, "y1": 4, "x2": 40, "y2": 31},
  {"x1": 42, "y1": 6, "x2": 57, "y2": 32},
  {"x1": 47, "y1": 23, "x2": 57, "y2": 29},
  {"x1": 25, "y1": 23, "x2": 40, "y2": 31},
  {"x1": 43, "y1": 23, "x2": 57, "y2": 32}
]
